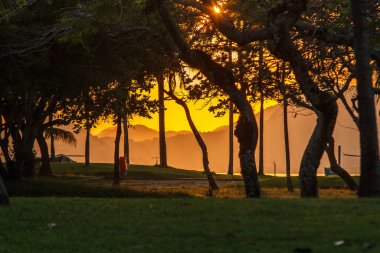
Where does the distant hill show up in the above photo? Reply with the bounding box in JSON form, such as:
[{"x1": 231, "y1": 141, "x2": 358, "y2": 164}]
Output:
[
  {"x1": 97, "y1": 124, "x2": 191, "y2": 141},
  {"x1": 41, "y1": 101, "x2": 378, "y2": 175}
]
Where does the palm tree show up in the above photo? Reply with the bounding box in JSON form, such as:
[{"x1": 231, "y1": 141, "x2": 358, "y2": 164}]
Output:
[{"x1": 41, "y1": 127, "x2": 77, "y2": 176}]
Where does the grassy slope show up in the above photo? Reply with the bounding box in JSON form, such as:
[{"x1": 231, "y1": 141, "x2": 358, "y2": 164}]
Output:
[{"x1": 0, "y1": 198, "x2": 379, "y2": 253}]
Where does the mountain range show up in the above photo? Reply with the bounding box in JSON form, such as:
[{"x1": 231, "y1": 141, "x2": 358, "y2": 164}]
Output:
[{"x1": 46, "y1": 102, "x2": 376, "y2": 175}]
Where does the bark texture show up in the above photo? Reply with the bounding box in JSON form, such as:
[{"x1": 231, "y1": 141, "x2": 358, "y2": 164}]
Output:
[{"x1": 350, "y1": 0, "x2": 380, "y2": 197}]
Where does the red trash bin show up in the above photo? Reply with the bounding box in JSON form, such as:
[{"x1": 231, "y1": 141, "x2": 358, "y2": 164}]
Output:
[{"x1": 119, "y1": 157, "x2": 127, "y2": 176}]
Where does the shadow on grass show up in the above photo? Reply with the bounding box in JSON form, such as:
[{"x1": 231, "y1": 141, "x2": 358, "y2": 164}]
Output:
[{"x1": 5, "y1": 178, "x2": 191, "y2": 198}]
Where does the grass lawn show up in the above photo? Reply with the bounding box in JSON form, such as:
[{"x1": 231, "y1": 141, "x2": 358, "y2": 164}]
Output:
[
  {"x1": 3, "y1": 163, "x2": 360, "y2": 198},
  {"x1": 51, "y1": 163, "x2": 358, "y2": 187},
  {"x1": 1, "y1": 197, "x2": 379, "y2": 253},
  {"x1": 51, "y1": 163, "x2": 238, "y2": 179}
]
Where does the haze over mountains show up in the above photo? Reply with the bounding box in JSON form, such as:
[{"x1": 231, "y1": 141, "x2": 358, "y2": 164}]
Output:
[{"x1": 47, "y1": 102, "x2": 373, "y2": 175}]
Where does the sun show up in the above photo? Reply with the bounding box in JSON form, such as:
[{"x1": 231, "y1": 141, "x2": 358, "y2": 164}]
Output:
[{"x1": 213, "y1": 6, "x2": 221, "y2": 13}]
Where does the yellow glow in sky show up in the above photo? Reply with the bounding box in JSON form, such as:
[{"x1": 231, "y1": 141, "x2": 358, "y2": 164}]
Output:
[{"x1": 91, "y1": 84, "x2": 277, "y2": 135}]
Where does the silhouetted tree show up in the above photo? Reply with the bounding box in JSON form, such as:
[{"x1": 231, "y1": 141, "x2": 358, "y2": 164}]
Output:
[{"x1": 351, "y1": 0, "x2": 380, "y2": 196}]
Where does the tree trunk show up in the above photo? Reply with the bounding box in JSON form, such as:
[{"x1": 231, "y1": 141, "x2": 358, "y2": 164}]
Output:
[
  {"x1": 113, "y1": 115, "x2": 122, "y2": 186},
  {"x1": 268, "y1": 14, "x2": 338, "y2": 197},
  {"x1": 281, "y1": 63, "x2": 294, "y2": 192},
  {"x1": 258, "y1": 45, "x2": 265, "y2": 177},
  {"x1": 123, "y1": 116, "x2": 130, "y2": 164},
  {"x1": 259, "y1": 90, "x2": 264, "y2": 176},
  {"x1": 326, "y1": 137, "x2": 358, "y2": 191},
  {"x1": 13, "y1": 127, "x2": 36, "y2": 178},
  {"x1": 85, "y1": 127, "x2": 90, "y2": 168},
  {"x1": 156, "y1": 3, "x2": 260, "y2": 197},
  {"x1": 235, "y1": 116, "x2": 261, "y2": 197},
  {"x1": 227, "y1": 101, "x2": 234, "y2": 175},
  {"x1": 36, "y1": 130, "x2": 52, "y2": 176},
  {"x1": 157, "y1": 74, "x2": 168, "y2": 167},
  {"x1": 166, "y1": 90, "x2": 219, "y2": 191},
  {"x1": 351, "y1": 0, "x2": 380, "y2": 197},
  {"x1": 49, "y1": 114, "x2": 55, "y2": 160},
  {"x1": 0, "y1": 173, "x2": 9, "y2": 206}
]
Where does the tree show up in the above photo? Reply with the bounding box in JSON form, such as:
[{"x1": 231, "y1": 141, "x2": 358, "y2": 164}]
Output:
[
  {"x1": 155, "y1": 1, "x2": 261, "y2": 197},
  {"x1": 157, "y1": 74, "x2": 168, "y2": 167},
  {"x1": 113, "y1": 114, "x2": 122, "y2": 186},
  {"x1": 227, "y1": 100, "x2": 234, "y2": 175},
  {"x1": 258, "y1": 44, "x2": 265, "y2": 177},
  {"x1": 165, "y1": 73, "x2": 219, "y2": 191},
  {"x1": 168, "y1": 0, "x2": 339, "y2": 197},
  {"x1": 350, "y1": 0, "x2": 380, "y2": 196},
  {"x1": 41, "y1": 127, "x2": 77, "y2": 176},
  {"x1": 279, "y1": 62, "x2": 294, "y2": 192}
]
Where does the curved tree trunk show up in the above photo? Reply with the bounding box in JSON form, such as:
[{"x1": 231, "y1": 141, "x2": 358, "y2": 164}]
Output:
[
  {"x1": 157, "y1": 74, "x2": 168, "y2": 167},
  {"x1": 351, "y1": 0, "x2": 380, "y2": 197},
  {"x1": 165, "y1": 90, "x2": 219, "y2": 191},
  {"x1": 123, "y1": 116, "x2": 130, "y2": 165},
  {"x1": 156, "y1": 2, "x2": 260, "y2": 197},
  {"x1": 113, "y1": 115, "x2": 122, "y2": 186},
  {"x1": 85, "y1": 127, "x2": 90, "y2": 168},
  {"x1": 227, "y1": 101, "x2": 234, "y2": 175},
  {"x1": 326, "y1": 137, "x2": 358, "y2": 191},
  {"x1": 267, "y1": 3, "x2": 338, "y2": 197},
  {"x1": 36, "y1": 129, "x2": 52, "y2": 177}
]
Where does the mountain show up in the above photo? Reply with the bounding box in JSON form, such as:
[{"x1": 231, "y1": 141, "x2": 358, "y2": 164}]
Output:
[
  {"x1": 97, "y1": 124, "x2": 191, "y2": 141},
  {"x1": 43, "y1": 101, "x2": 377, "y2": 175}
]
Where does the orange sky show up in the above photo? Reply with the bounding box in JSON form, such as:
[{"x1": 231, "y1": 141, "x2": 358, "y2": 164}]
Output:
[{"x1": 91, "y1": 85, "x2": 277, "y2": 135}]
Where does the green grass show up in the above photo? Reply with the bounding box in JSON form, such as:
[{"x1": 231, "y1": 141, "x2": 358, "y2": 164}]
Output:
[
  {"x1": 51, "y1": 163, "x2": 237, "y2": 179},
  {"x1": 3, "y1": 163, "x2": 359, "y2": 198},
  {"x1": 51, "y1": 163, "x2": 358, "y2": 187},
  {"x1": 4, "y1": 177, "x2": 190, "y2": 198},
  {"x1": 0, "y1": 198, "x2": 379, "y2": 253}
]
